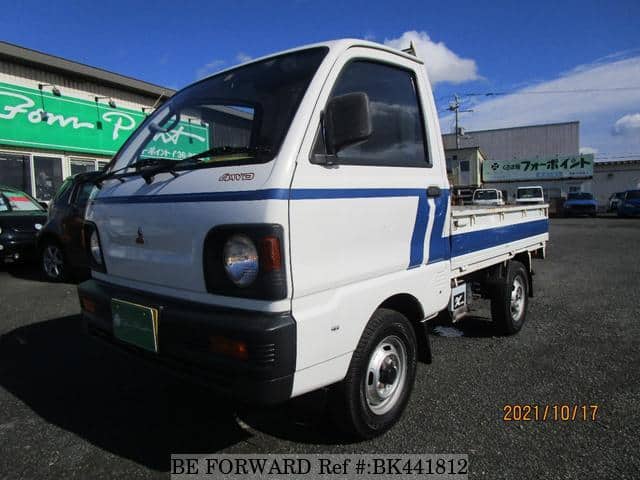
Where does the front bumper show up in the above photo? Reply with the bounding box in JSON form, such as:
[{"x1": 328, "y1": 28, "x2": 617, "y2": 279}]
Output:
[
  {"x1": 620, "y1": 205, "x2": 640, "y2": 216},
  {"x1": 0, "y1": 235, "x2": 37, "y2": 263},
  {"x1": 78, "y1": 279, "x2": 296, "y2": 405},
  {"x1": 564, "y1": 205, "x2": 596, "y2": 216}
]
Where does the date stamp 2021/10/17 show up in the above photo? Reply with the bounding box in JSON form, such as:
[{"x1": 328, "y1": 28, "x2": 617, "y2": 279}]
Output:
[{"x1": 503, "y1": 404, "x2": 599, "y2": 422}]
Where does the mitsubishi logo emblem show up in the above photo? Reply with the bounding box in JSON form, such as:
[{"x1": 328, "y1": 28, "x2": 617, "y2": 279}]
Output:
[{"x1": 136, "y1": 227, "x2": 145, "y2": 244}]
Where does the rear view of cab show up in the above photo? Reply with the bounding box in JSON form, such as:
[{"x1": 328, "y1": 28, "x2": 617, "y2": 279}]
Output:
[{"x1": 516, "y1": 186, "x2": 544, "y2": 204}]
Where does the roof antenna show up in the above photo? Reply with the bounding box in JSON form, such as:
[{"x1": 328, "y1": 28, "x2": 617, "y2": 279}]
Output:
[{"x1": 402, "y1": 40, "x2": 416, "y2": 57}]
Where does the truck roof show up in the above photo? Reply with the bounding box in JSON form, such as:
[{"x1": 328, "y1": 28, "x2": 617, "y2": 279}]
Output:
[{"x1": 199, "y1": 39, "x2": 423, "y2": 82}]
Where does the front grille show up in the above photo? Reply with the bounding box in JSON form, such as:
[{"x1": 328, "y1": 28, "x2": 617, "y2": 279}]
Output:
[
  {"x1": 569, "y1": 205, "x2": 594, "y2": 212},
  {"x1": 252, "y1": 343, "x2": 277, "y2": 366}
]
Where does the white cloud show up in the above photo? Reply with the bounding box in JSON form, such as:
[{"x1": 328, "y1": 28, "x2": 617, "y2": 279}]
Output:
[
  {"x1": 580, "y1": 146, "x2": 598, "y2": 155},
  {"x1": 384, "y1": 30, "x2": 480, "y2": 85},
  {"x1": 439, "y1": 55, "x2": 640, "y2": 157},
  {"x1": 236, "y1": 52, "x2": 252, "y2": 64},
  {"x1": 612, "y1": 113, "x2": 640, "y2": 136},
  {"x1": 195, "y1": 59, "x2": 225, "y2": 79}
]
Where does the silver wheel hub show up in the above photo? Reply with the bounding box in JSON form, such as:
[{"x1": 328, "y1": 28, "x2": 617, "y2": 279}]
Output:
[
  {"x1": 43, "y1": 245, "x2": 63, "y2": 278},
  {"x1": 510, "y1": 276, "x2": 525, "y2": 321},
  {"x1": 365, "y1": 335, "x2": 407, "y2": 415}
]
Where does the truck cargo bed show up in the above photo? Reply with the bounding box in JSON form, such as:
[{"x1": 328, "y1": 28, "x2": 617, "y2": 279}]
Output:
[{"x1": 449, "y1": 204, "x2": 549, "y2": 276}]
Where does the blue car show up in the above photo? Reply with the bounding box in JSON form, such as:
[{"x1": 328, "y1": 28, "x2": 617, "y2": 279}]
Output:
[
  {"x1": 617, "y1": 190, "x2": 640, "y2": 217},
  {"x1": 563, "y1": 192, "x2": 597, "y2": 217}
]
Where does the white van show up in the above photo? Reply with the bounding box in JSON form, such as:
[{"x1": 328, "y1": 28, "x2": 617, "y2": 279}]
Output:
[
  {"x1": 516, "y1": 186, "x2": 545, "y2": 204},
  {"x1": 472, "y1": 188, "x2": 505, "y2": 206},
  {"x1": 79, "y1": 40, "x2": 548, "y2": 438}
]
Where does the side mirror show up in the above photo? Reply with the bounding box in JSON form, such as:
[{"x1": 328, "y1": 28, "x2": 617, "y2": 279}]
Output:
[{"x1": 324, "y1": 92, "x2": 372, "y2": 156}]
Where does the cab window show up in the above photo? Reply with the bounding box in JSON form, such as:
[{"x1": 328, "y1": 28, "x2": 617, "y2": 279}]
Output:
[
  {"x1": 73, "y1": 182, "x2": 96, "y2": 206},
  {"x1": 53, "y1": 178, "x2": 74, "y2": 205},
  {"x1": 322, "y1": 60, "x2": 430, "y2": 167}
]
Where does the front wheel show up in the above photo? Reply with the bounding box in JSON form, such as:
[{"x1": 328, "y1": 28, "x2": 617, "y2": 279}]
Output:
[
  {"x1": 331, "y1": 309, "x2": 417, "y2": 439},
  {"x1": 41, "y1": 240, "x2": 67, "y2": 282},
  {"x1": 491, "y1": 261, "x2": 529, "y2": 335}
]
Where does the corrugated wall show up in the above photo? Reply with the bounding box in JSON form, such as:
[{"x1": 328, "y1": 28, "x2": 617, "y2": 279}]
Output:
[
  {"x1": 442, "y1": 122, "x2": 579, "y2": 160},
  {"x1": 0, "y1": 59, "x2": 162, "y2": 111}
]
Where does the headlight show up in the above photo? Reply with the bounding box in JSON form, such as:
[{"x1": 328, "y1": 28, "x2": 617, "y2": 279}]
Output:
[
  {"x1": 223, "y1": 234, "x2": 258, "y2": 287},
  {"x1": 90, "y1": 230, "x2": 103, "y2": 265},
  {"x1": 0, "y1": 226, "x2": 2, "y2": 235}
]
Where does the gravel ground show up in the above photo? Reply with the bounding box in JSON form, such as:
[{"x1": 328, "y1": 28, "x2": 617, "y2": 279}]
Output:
[{"x1": 0, "y1": 217, "x2": 639, "y2": 479}]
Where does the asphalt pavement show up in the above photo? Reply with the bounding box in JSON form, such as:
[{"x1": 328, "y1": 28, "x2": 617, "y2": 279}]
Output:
[{"x1": 0, "y1": 217, "x2": 639, "y2": 479}]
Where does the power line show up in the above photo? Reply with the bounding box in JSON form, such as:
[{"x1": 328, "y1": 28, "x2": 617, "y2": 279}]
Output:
[{"x1": 460, "y1": 86, "x2": 640, "y2": 97}]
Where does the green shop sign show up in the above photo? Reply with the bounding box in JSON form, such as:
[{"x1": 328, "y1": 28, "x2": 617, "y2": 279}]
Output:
[
  {"x1": 482, "y1": 154, "x2": 594, "y2": 182},
  {"x1": 0, "y1": 81, "x2": 208, "y2": 158}
]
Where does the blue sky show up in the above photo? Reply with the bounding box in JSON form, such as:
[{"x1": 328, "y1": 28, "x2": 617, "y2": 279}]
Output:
[{"x1": 3, "y1": 0, "x2": 640, "y2": 158}]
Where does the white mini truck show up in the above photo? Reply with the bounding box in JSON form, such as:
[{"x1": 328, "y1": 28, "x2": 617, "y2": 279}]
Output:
[{"x1": 79, "y1": 40, "x2": 549, "y2": 438}]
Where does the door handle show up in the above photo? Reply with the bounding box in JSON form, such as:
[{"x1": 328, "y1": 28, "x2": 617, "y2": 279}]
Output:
[{"x1": 427, "y1": 186, "x2": 441, "y2": 198}]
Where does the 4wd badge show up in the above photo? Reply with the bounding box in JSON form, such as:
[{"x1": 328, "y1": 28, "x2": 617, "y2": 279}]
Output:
[{"x1": 219, "y1": 172, "x2": 255, "y2": 182}]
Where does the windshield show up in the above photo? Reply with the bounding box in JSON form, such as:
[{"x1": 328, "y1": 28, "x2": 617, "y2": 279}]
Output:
[
  {"x1": 474, "y1": 190, "x2": 498, "y2": 200},
  {"x1": 110, "y1": 47, "x2": 328, "y2": 171},
  {"x1": 568, "y1": 192, "x2": 593, "y2": 200},
  {"x1": 627, "y1": 190, "x2": 640, "y2": 200},
  {"x1": 0, "y1": 191, "x2": 44, "y2": 212},
  {"x1": 517, "y1": 187, "x2": 542, "y2": 199}
]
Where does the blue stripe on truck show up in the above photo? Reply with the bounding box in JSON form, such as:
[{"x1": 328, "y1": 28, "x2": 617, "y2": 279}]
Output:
[
  {"x1": 451, "y1": 218, "x2": 548, "y2": 257},
  {"x1": 408, "y1": 192, "x2": 429, "y2": 268},
  {"x1": 92, "y1": 187, "x2": 454, "y2": 268},
  {"x1": 427, "y1": 189, "x2": 451, "y2": 264}
]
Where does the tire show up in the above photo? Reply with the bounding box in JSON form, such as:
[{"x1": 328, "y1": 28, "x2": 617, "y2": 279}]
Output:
[
  {"x1": 490, "y1": 261, "x2": 529, "y2": 335},
  {"x1": 331, "y1": 308, "x2": 418, "y2": 439},
  {"x1": 41, "y1": 239, "x2": 68, "y2": 282}
]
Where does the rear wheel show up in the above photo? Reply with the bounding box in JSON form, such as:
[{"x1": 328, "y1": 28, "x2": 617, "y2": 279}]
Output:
[
  {"x1": 491, "y1": 261, "x2": 529, "y2": 335},
  {"x1": 41, "y1": 240, "x2": 67, "y2": 282},
  {"x1": 331, "y1": 308, "x2": 417, "y2": 439}
]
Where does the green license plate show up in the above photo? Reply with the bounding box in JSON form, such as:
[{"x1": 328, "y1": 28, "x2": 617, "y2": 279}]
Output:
[{"x1": 111, "y1": 299, "x2": 159, "y2": 352}]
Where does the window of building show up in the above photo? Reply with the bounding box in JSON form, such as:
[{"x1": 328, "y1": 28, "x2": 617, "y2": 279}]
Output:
[
  {"x1": 322, "y1": 60, "x2": 430, "y2": 167},
  {"x1": 33, "y1": 156, "x2": 63, "y2": 201},
  {"x1": 0, "y1": 153, "x2": 32, "y2": 194},
  {"x1": 460, "y1": 160, "x2": 470, "y2": 172},
  {"x1": 70, "y1": 158, "x2": 98, "y2": 175}
]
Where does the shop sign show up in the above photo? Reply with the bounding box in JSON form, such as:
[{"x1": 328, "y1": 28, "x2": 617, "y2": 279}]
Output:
[
  {"x1": 0, "y1": 81, "x2": 208, "y2": 158},
  {"x1": 482, "y1": 154, "x2": 594, "y2": 182}
]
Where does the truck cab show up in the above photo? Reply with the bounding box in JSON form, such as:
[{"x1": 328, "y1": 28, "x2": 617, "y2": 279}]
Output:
[
  {"x1": 78, "y1": 40, "x2": 548, "y2": 438},
  {"x1": 472, "y1": 188, "x2": 505, "y2": 206},
  {"x1": 516, "y1": 186, "x2": 544, "y2": 205}
]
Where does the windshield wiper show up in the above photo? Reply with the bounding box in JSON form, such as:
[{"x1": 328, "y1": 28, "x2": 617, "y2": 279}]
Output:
[
  {"x1": 137, "y1": 146, "x2": 271, "y2": 184},
  {"x1": 94, "y1": 157, "x2": 183, "y2": 188},
  {"x1": 95, "y1": 146, "x2": 271, "y2": 187}
]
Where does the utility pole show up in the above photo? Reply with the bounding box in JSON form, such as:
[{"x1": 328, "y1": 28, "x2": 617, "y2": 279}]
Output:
[{"x1": 447, "y1": 94, "x2": 473, "y2": 149}]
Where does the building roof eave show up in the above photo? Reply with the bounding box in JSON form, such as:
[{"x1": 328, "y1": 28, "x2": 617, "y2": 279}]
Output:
[{"x1": 0, "y1": 41, "x2": 175, "y2": 98}]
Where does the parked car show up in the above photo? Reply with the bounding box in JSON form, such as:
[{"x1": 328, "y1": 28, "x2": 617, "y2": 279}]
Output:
[
  {"x1": 516, "y1": 186, "x2": 545, "y2": 204},
  {"x1": 608, "y1": 192, "x2": 625, "y2": 212},
  {"x1": 78, "y1": 39, "x2": 549, "y2": 439},
  {"x1": 563, "y1": 192, "x2": 597, "y2": 217},
  {"x1": 37, "y1": 172, "x2": 100, "y2": 281},
  {"x1": 472, "y1": 188, "x2": 505, "y2": 206},
  {"x1": 617, "y1": 189, "x2": 640, "y2": 217},
  {"x1": 0, "y1": 185, "x2": 48, "y2": 264}
]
